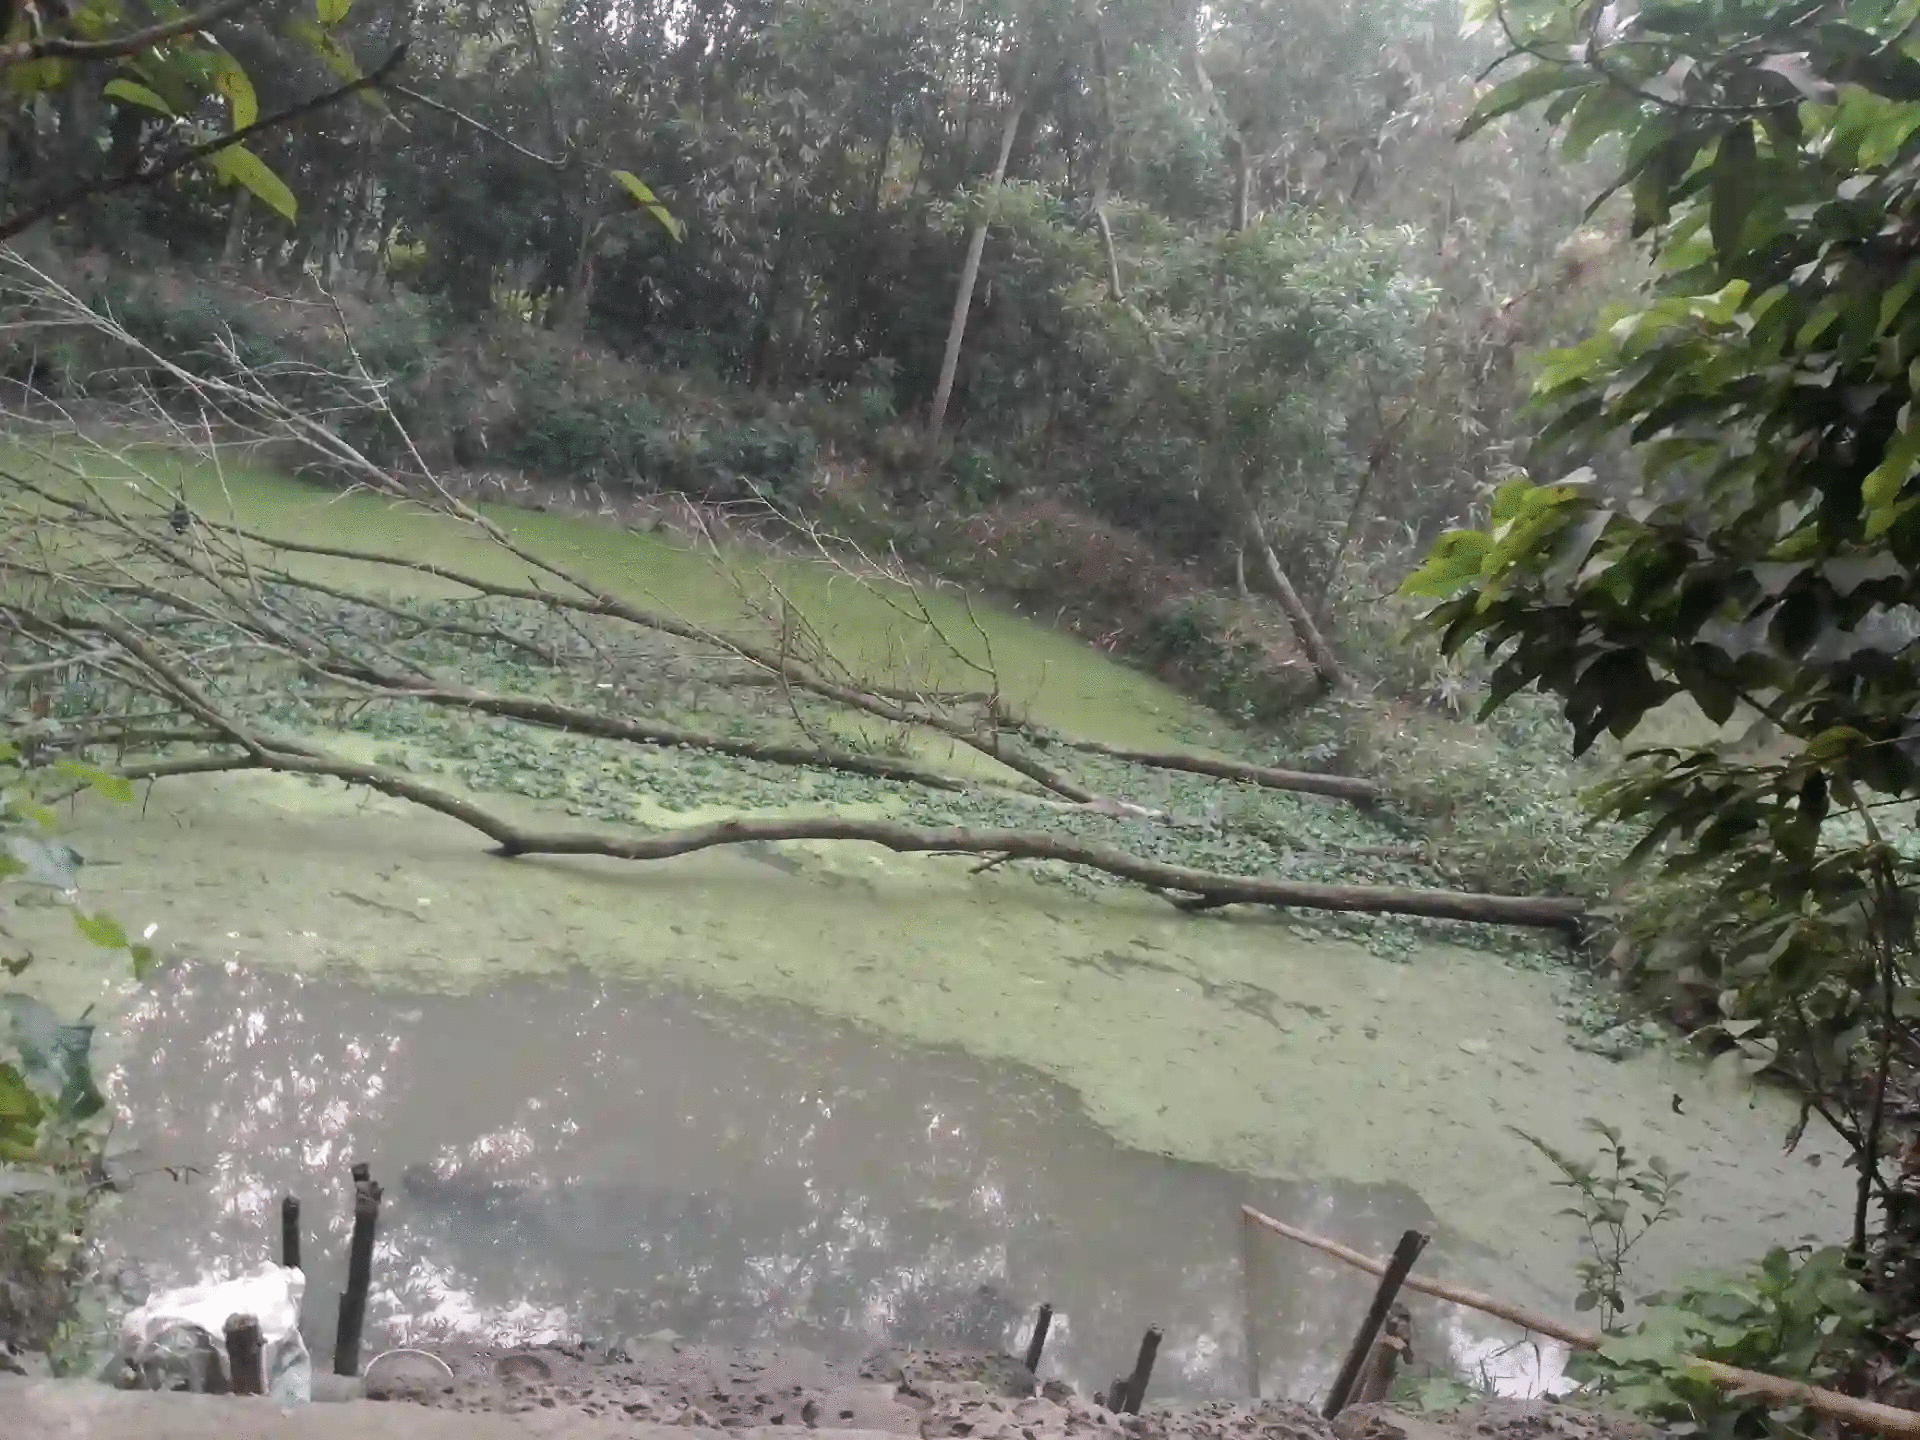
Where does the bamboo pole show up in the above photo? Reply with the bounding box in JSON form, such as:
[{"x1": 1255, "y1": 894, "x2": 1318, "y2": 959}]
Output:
[{"x1": 1241, "y1": 1205, "x2": 1920, "y2": 1440}]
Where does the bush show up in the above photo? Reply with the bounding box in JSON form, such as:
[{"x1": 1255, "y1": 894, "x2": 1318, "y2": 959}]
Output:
[
  {"x1": 1135, "y1": 595, "x2": 1317, "y2": 723},
  {"x1": 501, "y1": 373, "x2": 818, "y2": 505}
]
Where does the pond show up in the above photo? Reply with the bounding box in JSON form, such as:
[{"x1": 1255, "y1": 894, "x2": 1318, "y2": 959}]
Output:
[
  {"x1": 24, "y1": 764, "x2": 1845, "y2": 1403},
  {"x1": 5, "y1": 457, "x2": 1851, "y2": 1402}
]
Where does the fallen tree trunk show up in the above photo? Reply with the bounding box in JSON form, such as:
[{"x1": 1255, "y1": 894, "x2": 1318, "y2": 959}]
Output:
[
  {"x1": 109, "y1": 740, "x2": 1585, "y2": 932},
  {"x1": 1243, "y1": 1206, "x2": 1920, "y2": 1440},
  {"x1": 1018, "y1": 727, "x2": 1382, "y2": 804}
]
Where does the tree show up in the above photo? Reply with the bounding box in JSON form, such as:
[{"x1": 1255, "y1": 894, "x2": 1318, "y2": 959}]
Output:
[
  {"x1": 1406, "y1": 0, "x2": 1920, "y2": 1268},
  {"x1": 0, "y1": 0, "x2": 400, "y2": 241}
]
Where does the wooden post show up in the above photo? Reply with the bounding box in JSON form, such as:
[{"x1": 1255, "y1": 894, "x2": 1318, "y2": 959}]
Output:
[
  {"x1": 1240, "y1": 1206, "x2": 1262, "y2": 1398},
  {"x1": 1121, "y1": 1326, "x2": 1162, "y2": 1414},
  {"x1": 1023, "y1": 1302, "x2": 1054, "y2": 1373},
  {"x1": 224, "y1": 1313, "x2": 264, "y2": 1396},
  {"x1": 281, "y1": 1195, "x2": 301, "y2": 1271},
  {"x1": 1322, "y1": 1228, "x2": 1428, "y2": 1419},
  {"x1": 333, "y1": 1165, "x2": 382, "y2": 1377}
]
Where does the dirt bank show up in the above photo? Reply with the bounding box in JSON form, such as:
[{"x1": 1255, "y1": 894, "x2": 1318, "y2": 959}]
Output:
[
  {"x1": 341, "y1": 1341, "x2": 1659, "y2": 1440},
  {"x1": 0, "y1": 1343, "x2": 1664, "y2": 1440}
]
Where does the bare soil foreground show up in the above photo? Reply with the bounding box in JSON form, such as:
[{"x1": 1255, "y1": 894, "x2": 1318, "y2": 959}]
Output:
[{"x1": 0, "y1": 1345, "x2": 1663, "y2": 1440}]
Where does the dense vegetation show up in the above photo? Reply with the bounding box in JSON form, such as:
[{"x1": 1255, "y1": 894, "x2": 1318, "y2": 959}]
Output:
[
  {"x1": 1411, "y1": 0, "x2": 1920, "y2": 1425},
  {"x1": 11, "y1": 0, "x2": 1920, "y2": 1428},
  {"x1": 0, "y1": 0, "x2": 1636, "y2": 715}
]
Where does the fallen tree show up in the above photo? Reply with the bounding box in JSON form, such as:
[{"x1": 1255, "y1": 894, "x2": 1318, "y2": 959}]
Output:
[
  {"x1": 0, "y1": 253, "x2": 1594, "y2": 937},
  {"x1": 94, "y1": 732, "x2": 1585, "y2": 931}
]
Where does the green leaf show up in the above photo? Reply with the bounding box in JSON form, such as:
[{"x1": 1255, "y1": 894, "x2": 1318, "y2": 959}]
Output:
[
  {"x1": 0, "y1": 1062, "x2": 43, "y2": 1138},
  {"x1": 1804, "y1": 726, "x2": 1867, "y2": 762},
  {"x1": 211, "y1": 53, "x2": 257, "y2": 130},
  {"x1": 1, "y1": 995, "x2": 102, "y2": 1124},
  {"x1": 53, "y1": 760, "x2": 132, "y2": 804},
  {"x1": 317, "y1": 0, "x2": 352, "y2": 24},
  {"x1": 1862, "y1": 421, "x2": 1920, "y2": 517},
  {"x1": 72, "y1": 910, "x2": 128, "y2": 951},
  {"x1": 102, "y1": 77, "x2": 173, "y2": 115},
  {"x1": 1709, "y1": 122, "x2": 1759, "y2": 261},
  {"x1": 1402, "y1": 530, "x2": 1492, "y2": 598},
  {"x1": 1459, "y1": 65, "x2": 1590, "y2": 140},
  {"x1": 7, "y1": 57, "x2": 71, "y2": 97},
  {"x1": 206, "y1": 143, "x2": 297, "y2": 221},
  {"x1": 610, "y1": 169, "x2": 685, "y2": 241}
]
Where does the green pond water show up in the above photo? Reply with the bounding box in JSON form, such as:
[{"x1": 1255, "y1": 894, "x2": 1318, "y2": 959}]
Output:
[
  {"x1": 97, "y1": 452, "x2": 1225, "y2": 754},
  {"x1": 8, "y1": 460, "x2": 1850, "y2": 1399}
]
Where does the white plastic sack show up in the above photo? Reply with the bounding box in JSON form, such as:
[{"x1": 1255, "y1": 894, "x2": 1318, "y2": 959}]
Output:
[{"x1": 120, "y1": 1262, "x2": 311, "y2": 1404}]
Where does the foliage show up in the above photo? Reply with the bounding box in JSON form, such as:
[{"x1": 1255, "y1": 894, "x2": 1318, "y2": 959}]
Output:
[
  {"x1": 0, "y1": 0, "x2": 375, "y2": 232},
  {"x1": 1575, "y1": 1246, "x2": 1877, "y2": 1440},
  {"x1": 1409, "y1": 0, "x2": 1920, "y2": 1261},
  {"x1": 1269, "y1": 690, "x2": 1628, "y2": 902},
  {"x1": 1513, "y1": 1118, "x2": 1683, "y2": 1331},
  {"x1": 0, "y1": 0, "x2": 1637, "y2": 704},
  {"x1": 0, "y1": 734, "x2": 150, "y2": 1356}
]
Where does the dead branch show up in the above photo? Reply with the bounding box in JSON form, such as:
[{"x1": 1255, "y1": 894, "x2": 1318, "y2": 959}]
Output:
[
  {"x1": 0, "y1": 267, "x2": 1591, "y2": 943},
  {"x1": 98, "y1": 735, "x2": 1586, "y2": 932},
  {"x1": 0, "y1": 0, "x2": 259, "y2": 65},
  {"x1": 321, "y1": 674, "x2": 971, "y2": 792},
  {"x1": 179, "y1": 518, "x2": 1108, "y2": 803},
  {"x1": 1016, "y1": 725, "x2": 1383, "y2": 804}
]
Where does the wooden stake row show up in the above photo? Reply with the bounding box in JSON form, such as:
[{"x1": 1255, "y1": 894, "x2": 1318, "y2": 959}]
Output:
[
  {"x1": 258, "y1": 1160, "x2": 384, "y2": 1395},
  {"x1": 1021, "y1": 1302, "x2": 1162, "y2": 1415}
]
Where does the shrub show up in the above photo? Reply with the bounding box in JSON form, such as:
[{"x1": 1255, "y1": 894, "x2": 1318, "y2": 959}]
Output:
[{"x1": 1135, "y1": 596, "x2": 1317, "y2": 723}]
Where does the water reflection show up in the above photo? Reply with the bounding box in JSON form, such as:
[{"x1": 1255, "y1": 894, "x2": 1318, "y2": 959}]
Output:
[{"x1": 99, "y1": 961, "x2": 1563, "y2": 1400}]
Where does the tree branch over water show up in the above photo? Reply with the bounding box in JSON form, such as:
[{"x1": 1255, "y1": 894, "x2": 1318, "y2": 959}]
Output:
[{"x1": 0, "y1": 257, "x2": 1589, "y2": 936}]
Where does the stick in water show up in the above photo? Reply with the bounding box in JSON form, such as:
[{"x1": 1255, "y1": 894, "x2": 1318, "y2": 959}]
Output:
[
  {"x1": 1024, "y1": 1303, "x2": 1054, "y2": 1373},
  {"x1": 1242, "y1": 1204, "x2": 1920, "y2": 1440},
  {"x1": 281, "y1": 1195, "x2": 301, "y2": 1271},
  {"x1": 224, "y1": 1313, "x2": 264, "y2": 1397},
  {"x1": 1324, "y1": 1228, "x2": 1428, "y2": 1418},
  {"x1": 1122, "y1": 1326, "x2": 1162, "y2": 1414},
  {"x1": 333, "y1": 1165, "x2": 382, "y2": 1377}
]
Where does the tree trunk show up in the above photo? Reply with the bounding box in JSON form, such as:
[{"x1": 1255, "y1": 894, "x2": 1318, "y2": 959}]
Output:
[
  {"x1": 925, "y1": 97, "x2": 1025, "y2": 454},
  {"x1": 1246, "y1": 505, "x2": 1346, "y2": 690},
  {"x1": 1182, "y1": 0, "x2": 1256, "y2": 231},
  {"x1": 1088, "y1": 8, "x2": 1124, "y2": 298},
  {"x1": 111, "y1": 745, "x2": 1588, "y2": 933},
  {"x1": 559, "y1": 216, "x2": 600, "y2": 338},
  {"x1": 221, "y1": 191, "x2": 254, "y2": 268},
  {"x1": 750, "y1": 227, "x2": 795, "y2": 391},
  {"x1": 1015, "y1": 727, "x2": 1382, "y2": 803},
  {"x1": 841, "y1": 127, "x2": 893, "y2": 358}
]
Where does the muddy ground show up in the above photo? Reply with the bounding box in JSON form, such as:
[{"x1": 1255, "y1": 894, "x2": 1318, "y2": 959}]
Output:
[{"x1": 349, "y1": 1341, "x2": 1658, "y2": 1440}]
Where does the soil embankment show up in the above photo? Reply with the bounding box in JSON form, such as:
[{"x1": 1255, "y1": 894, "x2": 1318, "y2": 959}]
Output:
[{"x1": 0, "y1": 1343, "x2": 1661, "y2": 1440}]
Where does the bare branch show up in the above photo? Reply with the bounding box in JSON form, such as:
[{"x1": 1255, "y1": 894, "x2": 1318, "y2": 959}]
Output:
[
  {"x1": 389, "y1": 83, "x2": 571, "y2": 169},
  {"x1": 0, "y1": 0, "x2": 259, "y2": 65}
]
